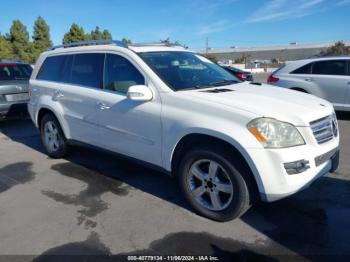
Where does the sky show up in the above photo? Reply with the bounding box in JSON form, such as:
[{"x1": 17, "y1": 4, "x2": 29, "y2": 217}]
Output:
[{"x1": 0, "y1": 0, "x2": 349, "y2": 50}]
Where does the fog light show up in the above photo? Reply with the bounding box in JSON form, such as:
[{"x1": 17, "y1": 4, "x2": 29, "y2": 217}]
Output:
[{"x1": 284, "y1": 160, "x2": 310, "y2": 175}]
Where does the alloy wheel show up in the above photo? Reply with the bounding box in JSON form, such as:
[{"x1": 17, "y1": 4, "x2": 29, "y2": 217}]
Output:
[{"x1": 187, "y1": 159, "x2": 234, "y2": 211}]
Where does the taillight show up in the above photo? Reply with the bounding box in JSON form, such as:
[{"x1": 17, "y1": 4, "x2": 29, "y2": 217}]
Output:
[
  {"x1": 267, "y1": 75, "x2": 279, "y2": 84},
  {"x1": 235, "y1": 73, "x2": 246, "y2": 79}
]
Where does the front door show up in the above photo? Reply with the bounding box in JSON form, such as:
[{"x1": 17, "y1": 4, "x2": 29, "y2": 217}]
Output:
[{"x1": 97, "y1": 53, "x2": 162, "y2": 166}]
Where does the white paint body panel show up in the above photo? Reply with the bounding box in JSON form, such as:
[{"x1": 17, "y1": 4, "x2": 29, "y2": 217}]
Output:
[
  {"x1": 270, "y1": 57, "x2": 350, "y2": 111},
  {"x1": 28, "y1": 45, "x2": 340, "y2": 202}
]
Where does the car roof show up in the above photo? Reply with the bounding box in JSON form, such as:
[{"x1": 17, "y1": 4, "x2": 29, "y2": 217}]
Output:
[
  {"x1": 44, "y1": 40, "x2": 192, "y2": 56},
  {"x1": 274, "y1": 56, "x2": 350, "y2": 74},
  {"x1": 288, "y1": 56, "x2": 350, "y2": 64}
]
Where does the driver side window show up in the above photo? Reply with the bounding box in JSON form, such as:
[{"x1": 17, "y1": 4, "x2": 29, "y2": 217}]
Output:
[{"x1": 104, "y1": 54, "x2": 145, "y2": 94}]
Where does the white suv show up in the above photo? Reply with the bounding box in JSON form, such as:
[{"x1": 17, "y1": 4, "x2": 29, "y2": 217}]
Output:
[
  {"x1": 28, "y1": 40, "x2": 340, "y2": 221},
  {"x1": 267, "y1": 56, "x2": 350, "y2": 111}
]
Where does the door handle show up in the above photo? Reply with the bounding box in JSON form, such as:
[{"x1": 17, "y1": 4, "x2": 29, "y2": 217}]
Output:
[
  {"x1": 97, "y1": 101, "x2": 110, "y2": 110},
  {"x1": 52, "y1": 90, "x2": 64, "y2": 101},
  {"x1": 304, "y1": 78, "x2": 313, "y2": 82}
]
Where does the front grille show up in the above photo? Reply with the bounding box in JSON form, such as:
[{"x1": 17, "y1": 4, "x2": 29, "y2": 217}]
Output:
[{"x1": 310, "y1": 114, "x2": 338, "y2": 144}]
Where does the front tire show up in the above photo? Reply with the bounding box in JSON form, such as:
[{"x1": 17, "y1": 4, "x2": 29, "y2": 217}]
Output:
[
  {"x1": 40, "y1": 114, "x2": 69, "y2": 158},
  {"x1": 178, "y1": 146, "x2": 251, "y2": 221}
]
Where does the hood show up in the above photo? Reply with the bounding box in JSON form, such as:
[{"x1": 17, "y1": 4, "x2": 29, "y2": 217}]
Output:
[
  {"x1": 182, "y1": 82, "x2": 333, "y2": 126},
  {"x1": 0, "y1": 80, "x2": 29, "y2": 95}
]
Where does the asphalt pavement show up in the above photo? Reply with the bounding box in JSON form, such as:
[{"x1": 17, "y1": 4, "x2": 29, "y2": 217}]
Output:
[{"x1": 0, "y1": 112, "x2": 349, "y2": 261}]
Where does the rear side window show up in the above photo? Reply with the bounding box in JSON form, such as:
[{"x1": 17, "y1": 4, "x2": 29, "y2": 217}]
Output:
[
  {"x1": 104, "y1": 54, "x2": 145, "y2": 93},
  {"x1": 291, "y1": 63, "x2": 312, "y2": 74},
  {"x1": 0, "y1": 64, "x2": 33, "y2": 80},
  {"x1": 70, "y1": 53, "x2": 104, "y2": 88},
  {"x1": 312, "y1": 60, "x2": 346, "y2": 76},
  {"x1": 37, "y1": 56, "x2": 66, "y2": 81}
]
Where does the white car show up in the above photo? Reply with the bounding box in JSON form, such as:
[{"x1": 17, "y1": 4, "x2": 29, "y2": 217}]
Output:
[
  {"x1": 28, "y1": 40, "x2": 340, "y2": 221},
  {"x1": 267, "y1": 56, "x2": 350, "y2": 111}
]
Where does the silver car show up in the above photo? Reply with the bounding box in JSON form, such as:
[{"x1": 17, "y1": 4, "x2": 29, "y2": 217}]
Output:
[
  {"x1": 0, "y1": 61, "x2": 32, "y2": 119},
  {"x1": 267, "y1": 56, "x2": 350, "y2": 111}
]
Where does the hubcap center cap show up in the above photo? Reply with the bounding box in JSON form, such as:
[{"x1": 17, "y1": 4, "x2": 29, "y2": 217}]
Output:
[{"x1": 206, "y1": 181, "x2": 214, "y2": 189}]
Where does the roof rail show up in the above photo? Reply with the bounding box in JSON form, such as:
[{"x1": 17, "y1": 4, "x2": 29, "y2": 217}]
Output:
[
  {"x1": 48, "y1": 39, "x2": 128, "y2": 51},
  {"x1": 131, "y1": 42, "x2": 186, "y2": 48}
]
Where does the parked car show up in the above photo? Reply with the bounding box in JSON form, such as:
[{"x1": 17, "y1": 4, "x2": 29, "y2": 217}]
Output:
[
  {"x1": 221, "y1": 66, "x2": 254, "y2": 81},
  {"x1": 267, "y1": 56, "x2": 350, "y2": 111},
  {"x1": 28, "y1": 40, "x2": 339, "y2": 221},
  {"x1": 0, "y1": 60, "x2": 32, "y2": 119}
]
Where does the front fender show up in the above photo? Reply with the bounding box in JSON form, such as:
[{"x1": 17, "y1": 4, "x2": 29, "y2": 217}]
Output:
[{"x1": 163, "y1": 127, "x2": 264, "y2": 193}]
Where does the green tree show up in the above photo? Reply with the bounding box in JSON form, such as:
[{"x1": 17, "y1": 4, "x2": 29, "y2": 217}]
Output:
[
  {"x1": 320, "y1": 41, "x2": 350, "y2": 56},
  {"x1": 122, "y1": 38, "x2": 132, "y2": 45},
  {"x1": 90, "y1": 26, "x2": 103, "y2": 40},
  {"x1": 0, "y1": 34, "x2": 13, "y2": 60},
  {"x1": 102, "y1": 29, "x2": 112, "y2": 40},
  {"x1": 7, "y1": 20, "x2": 30, "y2": 62},
  {"x1": 88, "y1": 27, "x2": 112, "y2": 40},
  {"x1": 62, "y1": 23, "x2": 88, "y2": 44},
  {"x1": 32, "y1": 16, "x2": 52, "y2": 62}
]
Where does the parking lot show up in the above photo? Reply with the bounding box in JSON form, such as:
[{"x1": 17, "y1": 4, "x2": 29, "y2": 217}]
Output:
[{"x1": 0, "y1": 112, "x2": 349, "y2": 261}]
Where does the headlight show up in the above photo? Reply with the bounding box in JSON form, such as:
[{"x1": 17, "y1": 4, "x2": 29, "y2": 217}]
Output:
[{"x1": 247, "y1": 118, "x2": 305, "y2": 148}]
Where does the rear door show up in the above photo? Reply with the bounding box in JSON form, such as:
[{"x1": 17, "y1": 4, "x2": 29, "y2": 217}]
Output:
[
  {"x1": 311, "y1": 60, "x2": 348, "y2": 108},
  {"x1": 37, "y1": 53, "x2": 104, "y2": 146},
  {"x1": 59, "y1": 53, "x2": 105, "y2": 146}
]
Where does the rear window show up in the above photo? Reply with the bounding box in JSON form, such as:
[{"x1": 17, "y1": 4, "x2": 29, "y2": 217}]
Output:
[
  {"x1": 37, "y1": 55, "x2": 67, "y2": 81},
  {"x1": 0, "y1": 64, "x2": 33, "y2": 80},
  {"x1": 272, "y1": 64, "x2": 286, "y2": 75},
  {"x1": 291, "y1": 63, "x2": 312, "y2": 74},
  {"x1": 312, "y1": 60, "x2": 346, "y2": 76}
]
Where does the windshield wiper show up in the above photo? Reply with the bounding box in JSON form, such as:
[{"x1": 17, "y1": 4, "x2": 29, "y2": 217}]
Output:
[
  {"x1": 178, "y1": 80, "x2": 239, "y2": 91},
  {"x1": 177, "y1": 84, "x2": 213, "y2": 91},
  {"x1": 209, "y1": 79, "x2": 239, "y2": 86}
]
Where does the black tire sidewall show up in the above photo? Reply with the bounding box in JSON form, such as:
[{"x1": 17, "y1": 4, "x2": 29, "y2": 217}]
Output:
[
  {"x1": 179, "y1": 147, "x2": 250, "y2": 221},
  {"x1": 40, "y1": 114, "x2": 68, "y2": 158}
]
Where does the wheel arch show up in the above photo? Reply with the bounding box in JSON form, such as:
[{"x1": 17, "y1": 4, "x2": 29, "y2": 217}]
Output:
[
  {"x1": 170, "y1": 133, "x2": 264, "y2": 201},
  {"x1": 36, "y1": 106, "x2": 70, "y2": 138}
]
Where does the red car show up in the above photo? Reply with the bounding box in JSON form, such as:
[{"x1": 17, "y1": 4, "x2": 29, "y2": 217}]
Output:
[{"x1": 221, "y1": 66, "x2": 254, "y2": 81}]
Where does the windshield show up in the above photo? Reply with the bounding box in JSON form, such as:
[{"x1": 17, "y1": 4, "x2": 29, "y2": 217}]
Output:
[
  {"x1": 0, "y1": 64, "x2": 33, "y2": 81},
  {"x1": 139, "y1": 51, "x2": 240, "y2": 91}
]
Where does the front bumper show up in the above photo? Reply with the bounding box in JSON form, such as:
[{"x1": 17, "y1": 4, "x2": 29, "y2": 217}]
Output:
[{"x1": 248, "y1": 135, "x2": 339, "y2": 202}]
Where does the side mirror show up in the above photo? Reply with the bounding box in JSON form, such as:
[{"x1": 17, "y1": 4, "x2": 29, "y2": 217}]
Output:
[{"x1": 127, "y1": 85, "x2": 153, "y2": 101}]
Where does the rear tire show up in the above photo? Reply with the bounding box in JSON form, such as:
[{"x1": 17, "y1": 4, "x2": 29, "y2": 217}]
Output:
[
  {"x1": 40, "y1": 113, "x2": 69, "y2": 158},
  {"x1": 178, "y1": 146, "x2": 251, "y2": 221}
]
